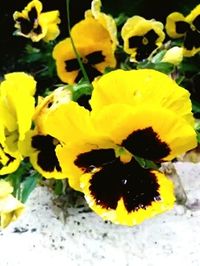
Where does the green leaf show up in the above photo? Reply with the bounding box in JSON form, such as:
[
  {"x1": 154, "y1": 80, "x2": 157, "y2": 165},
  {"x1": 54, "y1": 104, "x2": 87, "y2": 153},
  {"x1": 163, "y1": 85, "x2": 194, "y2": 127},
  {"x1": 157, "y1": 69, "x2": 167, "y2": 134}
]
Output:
[
  {"x1": 72, "y1": 81, "x2": 93, "y2": 102},
  {"x1": 21, "y1": 172, "x2": 41, "y2": 203},
  {"x1": 134, "y1": 155, "x2": 160, "y2": 170},
  {"x1": 54, "y1": 180, "x2": 64, "y2": 196}
]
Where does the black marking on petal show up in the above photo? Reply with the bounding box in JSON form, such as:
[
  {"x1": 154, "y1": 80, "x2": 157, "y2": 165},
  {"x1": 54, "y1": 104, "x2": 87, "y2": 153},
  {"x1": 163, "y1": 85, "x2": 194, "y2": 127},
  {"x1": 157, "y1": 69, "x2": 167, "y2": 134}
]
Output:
[
  {"x1": 121, "y1": 127, "x2": 170, "y2": 161},
  {"x1": 28, "y1": 7, "x2": 38, "y2": 24},
  {"x1": 175, "y1": 21, "x2": 190, "y2": 34},
  {"x1": 33, "y1": 25, "x2": 42, "y2": 34},
  {"x1": 128, "y1": 36, "x2": 142, "y2": 48},
  {"x1": 86, "y1": 51, "x2": 105, "y2": 65},
  {"x1": 74, "y1": 64, "x2": 101, "y2": 83},
  {"x1": 144, "y1": 29, "x2": 159, "y2": 43},
  {"x1": 193, "y1": 15, "x2": 200, "y2": 31},
  {"x1": 184, "y1": 29, "x2": 200, "y2": 50},
  {"x1": 65, "y1": 58, "x2": 80, "y2": 72},
  {"x1": 32, "y1": 135, "x2": 61, "y2": 172},
  {"x1": 89, "y1": 159, "x2": 160, "y2": 212},
  {"x1": 16, "y1": 17, "x2": 33, "y2": 35},
  {"x1": 74, "y1": 148, "x2": 116, "y2": 172},
  {"x1": 76, "y1": 94, "x2": 92, "y2": 111},
  {"x1": 135, "y1": 43, "x2": 157, "y2": 61},
  {"x1": 0, "y1": 150, "x2": 15, "y2": 170}
]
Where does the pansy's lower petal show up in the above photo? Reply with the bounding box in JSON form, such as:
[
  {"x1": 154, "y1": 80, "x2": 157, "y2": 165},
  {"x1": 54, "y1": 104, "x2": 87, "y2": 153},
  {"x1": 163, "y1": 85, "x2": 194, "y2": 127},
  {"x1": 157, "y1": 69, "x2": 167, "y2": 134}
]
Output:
[
  {"x1": 91, "y1": 69, "x2": 194, "y2": 126},
  {"x1": 165, "y1": 12, "x2": 189, "y2": 38},
  {"x1": 92, "y1": 104, "x2": 197, "y2": 161},
  {"x1": 80, "y1": 159, "x2": 175, "y2": 226}
]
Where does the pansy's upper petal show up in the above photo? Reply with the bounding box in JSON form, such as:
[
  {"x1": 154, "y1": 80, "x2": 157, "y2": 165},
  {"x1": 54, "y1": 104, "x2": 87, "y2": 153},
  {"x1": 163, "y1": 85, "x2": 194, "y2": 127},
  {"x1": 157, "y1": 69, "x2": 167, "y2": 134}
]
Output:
[
  {"x1": 0, "y1": 72, "x2": 36, "y2": 141},
  {"x1": 92, "y1": 104, "x2": 197, "y2": 161},
  {"x1": 80, "y1": 159, "x2": 175, "y2": 226},
  {"x1": 91, "y1": 69, "x2": 194, "y2": 126},
  {"x1": 43, "y1": 101, "x2": 97, "y2": 144},
  {"x1": 165, "y1": 12, "x2": 189, "y2": 39},
  {"x1": 121, "y1": 16, "x2": 165, "y2": 61},
  {"x1": 186, "y1": 4, "x2": 200, "y2": 29}
]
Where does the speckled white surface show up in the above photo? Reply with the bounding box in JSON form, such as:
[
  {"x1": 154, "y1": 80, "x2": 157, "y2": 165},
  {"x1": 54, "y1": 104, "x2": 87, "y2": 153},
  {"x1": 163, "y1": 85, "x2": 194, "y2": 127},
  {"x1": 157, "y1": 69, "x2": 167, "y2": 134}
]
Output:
[{"x1": 1, "y1": 162, "x2": 200, "y2": 266}]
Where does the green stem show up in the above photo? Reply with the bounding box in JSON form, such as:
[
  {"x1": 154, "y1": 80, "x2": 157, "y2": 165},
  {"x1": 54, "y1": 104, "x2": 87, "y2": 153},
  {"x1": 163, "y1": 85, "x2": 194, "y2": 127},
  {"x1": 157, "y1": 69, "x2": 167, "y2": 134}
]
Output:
[{"x1": 66, "y1": 0, "x2": 90, "y2": 84}]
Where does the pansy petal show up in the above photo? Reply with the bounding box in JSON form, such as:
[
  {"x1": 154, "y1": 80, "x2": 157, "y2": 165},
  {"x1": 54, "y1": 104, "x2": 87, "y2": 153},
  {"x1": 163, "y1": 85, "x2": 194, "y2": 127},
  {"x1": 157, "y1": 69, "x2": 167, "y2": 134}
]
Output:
[
  {"x1": 0, "y1": 180, "x2": 13, "y2": 198},
  {"x1": 91, "y1": 69, "x2": 194, "y2": 125},
  {"x1": 0, "y1": 72, "x2": 36, "y2": 141},
  {"x1": 92, "y1": 104, "x2": 197, "y2": 161},
  {"x1": 0, "y1": 194, "x2": 25, "y2": 228},
  {"x1": 80, "y1": 159, "x2": 175, "y2": 226},
  {"x1": 44, "y1": 101, "x2": 97, "y2": 144},
  {"x1": 0, "y1": 145, "x2": 21, "y2": 175},
  {"x1": 165, "y1": 12, "x2": 189, "y2": 39}
]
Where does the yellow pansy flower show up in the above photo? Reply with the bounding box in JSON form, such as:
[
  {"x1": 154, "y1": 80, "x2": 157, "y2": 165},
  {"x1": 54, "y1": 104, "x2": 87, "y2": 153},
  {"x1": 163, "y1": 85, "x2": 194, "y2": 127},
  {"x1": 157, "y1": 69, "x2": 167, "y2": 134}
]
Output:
[
  {"x1": 0, "y1": 180, "x2": 25, "y2": 228},
  {"x1": 121, "y1": 16, "x2": 165, "y2": 61},
  {"x1": 40, "y1": 69, "x2": 196, "y2": 225},
  {"x1": 0, "y1": 72, "x2": 36, "y2": 175},
  {"x1": 53, "y1": 18, "x2": 116, "y2": 84},
  {"x1": 165, "y1": 5, "x2": 200, "y2": 57},
  {"x1": 13, "y1": 0, "x2": 60, "y2": 42}
]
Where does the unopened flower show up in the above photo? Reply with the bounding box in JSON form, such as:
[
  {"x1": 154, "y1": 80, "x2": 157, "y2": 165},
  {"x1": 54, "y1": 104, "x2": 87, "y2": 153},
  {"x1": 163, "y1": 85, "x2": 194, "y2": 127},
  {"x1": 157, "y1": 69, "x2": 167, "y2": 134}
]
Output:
[
  {"x1": 121, "y1": 16, "x2": 165, "y2": 61},
  {"x1": 13, "y1": 0, "x2": 60, "y2": 42},
  {"x1": 0, "y1": 180, "x2": 25, "y2": 228},
  {"x1": 0, "y1": 72, "x2": 36, "y2": 174},
  {"x1": 53, "y1": 18, "x2": 116, "y2": 84},
  {"x1": 162, "y1": 46, "x2": 183, "y2": 65},
  {"x1": 41, "y1": 69, "x2": 196, "y2": 225},
  {"x1": 166, "y1": 5, "x2": 200, "y2": 57}
]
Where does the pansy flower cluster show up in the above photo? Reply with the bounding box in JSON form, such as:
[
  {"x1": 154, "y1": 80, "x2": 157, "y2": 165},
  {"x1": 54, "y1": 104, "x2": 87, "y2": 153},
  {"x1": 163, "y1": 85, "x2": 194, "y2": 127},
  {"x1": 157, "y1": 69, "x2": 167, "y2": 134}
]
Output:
[{"x1": 0, "y1": 0, "x2": 200, "y2": 228}]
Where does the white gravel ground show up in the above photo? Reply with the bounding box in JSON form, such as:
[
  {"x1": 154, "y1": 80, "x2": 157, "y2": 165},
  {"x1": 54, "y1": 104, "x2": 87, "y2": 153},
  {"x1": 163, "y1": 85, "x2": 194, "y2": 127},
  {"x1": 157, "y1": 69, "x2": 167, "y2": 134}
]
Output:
[{"x1": 1, "y1": 162, "x2": 200, "y2": 266}]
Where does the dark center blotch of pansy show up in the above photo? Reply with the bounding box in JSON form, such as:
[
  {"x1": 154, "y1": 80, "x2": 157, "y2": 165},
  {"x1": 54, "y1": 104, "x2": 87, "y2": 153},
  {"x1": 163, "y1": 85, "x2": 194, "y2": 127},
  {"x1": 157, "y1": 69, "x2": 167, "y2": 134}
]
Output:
[
  {"x1": 76, "y1": 94, "x2": 92, "y2": 111},
  {"x1": 17, "y1": 17, "x2": 33, "y2": 35},
  {"x1": 0, "y1": 149, "x2": 15, "y2": 170},
  {"x1": 89, "y1": 159, "x2": 160, "y2": 212},
  {"x1": 193, "y1": 15, "x2": 200, "y2": 31},
  {"x1": 65, "y1": 51, "x2": 105, "y2": 82},
  {"x1": 175, "y1": 21, "x2": 190, "y2": 34},
  {"x1": 121, "y1": 127, "x2": 170, "y2": 161},
  {"x1": 28, "y1": 7, "x2": 38, "y2": 24},
  {"x1": 128, "y1": 29, "x2": 159, "y2": 61},
  {"x1": 32, "y1": 135, "x2": 61, "y2": 172},
  {"x1": 184, "y1": 29, "x2": 200, "y2": 50},
  {"x1": 74, "y1": 148, "x2": 116, "y2": 173}
]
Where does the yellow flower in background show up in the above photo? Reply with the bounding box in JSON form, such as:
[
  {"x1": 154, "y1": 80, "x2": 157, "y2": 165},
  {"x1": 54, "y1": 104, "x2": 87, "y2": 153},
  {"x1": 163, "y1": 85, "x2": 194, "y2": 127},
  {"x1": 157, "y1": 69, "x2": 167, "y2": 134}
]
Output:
[
  {"x1": 121, "y1": 16, "x2": 165, "y2": 62},
  {"x1": 40, "y1": 69, "x2": 196, "y2": 225},
  {"x1": 161, "y1": 46, "x2": 183, "y2": 65},
  {"x1": 0, "y1": 180, "x2": 25, "y2": 228},
  {"x1": 53, "y1": 18, "x2": 116, "y2": 84},
  {"x1": 0, "y1": 72, "x2": 36, "y2": 175},
  {"x1": 165, "y1": 5, "x2": 200, "y2": 57},
  {"x1": 13, "y1": 0, "x2": 60, "y2": 42},
  {"x1": 85, "y1": 0, "x2": 118, "y2": 49}
]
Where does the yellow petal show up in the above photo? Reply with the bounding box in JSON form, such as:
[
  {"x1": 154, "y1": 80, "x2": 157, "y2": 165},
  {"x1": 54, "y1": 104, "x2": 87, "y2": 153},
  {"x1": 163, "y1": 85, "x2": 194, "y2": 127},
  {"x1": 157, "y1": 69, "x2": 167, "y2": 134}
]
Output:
[
  {"x1": 39, "y1": 11, "x2": 60, "y2": 42},
  {"x1": 0, "y1": 180, "x2": 13, "y2": 198},
  {"x1": 162, "y1": 46, "x2": 183, "y2": 65},
  {"x1": 165, "y1": 12, "x2": 187, "y2": 39}
]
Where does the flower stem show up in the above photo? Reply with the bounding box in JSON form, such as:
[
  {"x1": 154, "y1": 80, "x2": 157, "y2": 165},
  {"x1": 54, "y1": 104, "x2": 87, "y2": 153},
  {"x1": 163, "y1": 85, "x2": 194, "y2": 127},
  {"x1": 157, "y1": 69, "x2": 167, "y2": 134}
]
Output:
[{"x1": 66, "y1": 0, "x2": 91, "y2": 84}]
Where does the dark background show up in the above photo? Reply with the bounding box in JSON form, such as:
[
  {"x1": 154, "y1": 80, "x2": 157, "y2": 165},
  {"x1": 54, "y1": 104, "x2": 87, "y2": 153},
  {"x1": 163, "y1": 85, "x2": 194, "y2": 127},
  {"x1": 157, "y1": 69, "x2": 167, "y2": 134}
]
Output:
[{"x1": 0, "y1": 0, "x2": 199, "y2": 74}]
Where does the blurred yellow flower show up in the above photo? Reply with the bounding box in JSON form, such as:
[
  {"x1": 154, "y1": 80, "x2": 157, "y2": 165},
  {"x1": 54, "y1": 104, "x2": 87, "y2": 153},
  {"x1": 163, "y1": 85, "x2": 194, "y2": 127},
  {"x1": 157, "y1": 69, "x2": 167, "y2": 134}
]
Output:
[
  {"x1": 0, "y1": 180, "x2": 25, "y2": 228},
  {"x1": 162, "y1": 46, "x2": 183, "y2": 65},
  {"x1": 13, "y1": 0, "x2": 60, "y2": 42}
]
